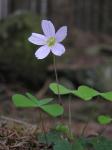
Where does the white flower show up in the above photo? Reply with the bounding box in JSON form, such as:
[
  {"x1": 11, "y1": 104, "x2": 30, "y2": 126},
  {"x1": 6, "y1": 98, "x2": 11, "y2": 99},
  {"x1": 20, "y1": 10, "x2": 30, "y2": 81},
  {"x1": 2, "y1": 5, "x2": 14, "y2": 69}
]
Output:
[{"x1": 28, "y1": 20, "x2": 67, "y2": 59}]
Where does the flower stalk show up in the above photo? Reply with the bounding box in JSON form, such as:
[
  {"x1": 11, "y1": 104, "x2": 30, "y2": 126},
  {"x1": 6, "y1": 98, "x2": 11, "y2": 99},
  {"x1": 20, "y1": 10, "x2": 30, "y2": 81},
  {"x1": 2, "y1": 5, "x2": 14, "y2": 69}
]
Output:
[{"x1": 53, "y1": 56, "x2": 62, "y2": 105}]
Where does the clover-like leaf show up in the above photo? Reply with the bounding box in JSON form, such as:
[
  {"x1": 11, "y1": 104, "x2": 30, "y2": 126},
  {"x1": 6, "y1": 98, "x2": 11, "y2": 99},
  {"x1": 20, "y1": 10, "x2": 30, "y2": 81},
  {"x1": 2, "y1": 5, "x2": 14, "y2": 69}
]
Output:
[
  {"x1": 12, "y1": 93, "x2": 64, "y2": 117},
  {"x1": 12, "y1": 94, "x2": 38, "y2": 107},
  {"x1": 98, "y1": 115, "x2": 112, "y2": 125},
  {"x1": 26, "y1": 92, "x2": 39, "y2": 104},
  {"x1": 38, "y1": 98, "x2": 53, "y2": 106},
  {"x1": 73, "y1": 85, "x2": 99, "y2": 101},
  {"x1": 100, "y1": 92, "x2": 112, "y2": 101},
  {"x1": 49, "y1": 83, "x2": 72, "y2": 95},
  {"x1": 40, "y1": 104, "x2": 64, "y2": 117}
]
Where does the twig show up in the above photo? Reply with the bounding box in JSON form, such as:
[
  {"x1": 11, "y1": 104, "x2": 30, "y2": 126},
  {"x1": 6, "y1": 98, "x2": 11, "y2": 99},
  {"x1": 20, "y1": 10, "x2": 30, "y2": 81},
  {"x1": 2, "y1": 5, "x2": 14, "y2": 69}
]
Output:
[
  {"x1": 81, "y1": 121, "x2": 89, "y2": 136},
  {"x1": 0, "y1": 116, "x2": 34, "y2": 127}
]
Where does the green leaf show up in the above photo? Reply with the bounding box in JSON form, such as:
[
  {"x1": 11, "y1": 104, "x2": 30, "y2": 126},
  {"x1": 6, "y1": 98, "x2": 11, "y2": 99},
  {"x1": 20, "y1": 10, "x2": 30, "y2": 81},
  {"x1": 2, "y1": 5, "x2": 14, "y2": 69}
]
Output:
[
  {"x1": 100, "y1": 92, "x2": 112, "y2": 101},
  {"x1": 56, "y1": 124, "x2": 69, "y2": 134},
  {"x1": 38, "y1": 130, "x2": 61, "y2": 145},
  {"x1": 12, "y1": 94, "x2": 38, "y2": 107},
  {"x1": 25, "y1": 92, "x2": 39, "y2": 104},
  {"x1": 40, "y1": 104, "x2": 64, "y2": 117},
  {"x1": 73, "y1": 85, "x2": 99, "y2": 101},
  {"x1": 91, "y1": 136, "x2": 112, "y2": 150},
  {"x1": 72, "y1": 140, "x2": 84, "y2": 150},
  {"x1": 26, "y1": 93, "x2": 53, "y2": 106},
  {"x1": 98, "y1": 115, "x2": 112, "y2": 125},
  {"x1": 49, "y1": 83, "x2": 72, "y2": 95},
  {"x1": 38, "y1": 98, "x2": 53, "y2": 106},
  {"x1": 12, "y1": 93, "x2": 63, "y2": 117},
  {"x1": 54, "y1": 140, "x2": 72, "y2": 150}
]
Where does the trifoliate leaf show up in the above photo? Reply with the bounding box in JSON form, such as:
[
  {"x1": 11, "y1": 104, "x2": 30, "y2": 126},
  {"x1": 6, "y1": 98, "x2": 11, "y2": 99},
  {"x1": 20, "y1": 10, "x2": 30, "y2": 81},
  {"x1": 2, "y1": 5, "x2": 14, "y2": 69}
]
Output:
[
  {"x1": 98, "y1": 115, "x2": 112, "y2": 125},
  {"x1": 73, "y1": 85, "x2": 99, "y2": 101},
  {"x1": 49, "y1": 83, "x2": 72, "y2": 95},
  {"x1": 40, "y1": 104, "x2": 64, "y2": 117},
  {"x1": 38, "y1": 98, "x2": 53, "y2": 106},
  {"x1": 100, "y1": 92, "x2": 112, "y2": 101},
  {"x1": 12, "y1": 94, "x2": 38, "y2": 107},
  {"x1": 26, "y1": 92, "x2": 39, "y2": 104}
]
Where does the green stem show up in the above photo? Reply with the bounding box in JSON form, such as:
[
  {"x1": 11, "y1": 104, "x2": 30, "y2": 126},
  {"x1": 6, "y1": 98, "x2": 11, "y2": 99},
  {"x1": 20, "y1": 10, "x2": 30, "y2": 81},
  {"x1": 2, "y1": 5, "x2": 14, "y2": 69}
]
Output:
[{"x1": 53, "y1": 56, "x2": 62, "y2": 105}]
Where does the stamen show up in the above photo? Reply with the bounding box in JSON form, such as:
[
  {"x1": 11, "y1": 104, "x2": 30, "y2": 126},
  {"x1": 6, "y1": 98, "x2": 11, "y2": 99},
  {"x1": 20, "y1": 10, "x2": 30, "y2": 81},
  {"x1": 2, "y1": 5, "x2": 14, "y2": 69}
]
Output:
[{"x1": 47, "y1": 37, "x2": 56, "y2": 47}]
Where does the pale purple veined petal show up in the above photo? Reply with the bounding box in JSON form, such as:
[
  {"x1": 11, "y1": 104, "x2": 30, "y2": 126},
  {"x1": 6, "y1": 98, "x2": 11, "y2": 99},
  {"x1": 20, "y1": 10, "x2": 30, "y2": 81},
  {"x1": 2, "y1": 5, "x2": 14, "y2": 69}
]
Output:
[
  {"x1": 55, "y1": 26, "x2": 67, "y2": 42},
  {"x1": 35, "y1": 45, "x2": 50, "y2": 59},
  {"x1": 41, "y1": 20, "x2": 55, "y2": 37},
  {"x1": 28, "y1": 33, "x2": 47, "y2": 45},
  {"x1": 51, "y1": 43, "x2": 65, "y2": 56}
]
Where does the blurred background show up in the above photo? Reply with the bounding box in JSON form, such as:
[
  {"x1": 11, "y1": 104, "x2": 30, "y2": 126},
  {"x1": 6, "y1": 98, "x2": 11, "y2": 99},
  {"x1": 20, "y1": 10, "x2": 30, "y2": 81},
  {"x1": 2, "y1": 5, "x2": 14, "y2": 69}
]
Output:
[{"x1": 0, "y1": 0, "x2": 112, "y2": 137}]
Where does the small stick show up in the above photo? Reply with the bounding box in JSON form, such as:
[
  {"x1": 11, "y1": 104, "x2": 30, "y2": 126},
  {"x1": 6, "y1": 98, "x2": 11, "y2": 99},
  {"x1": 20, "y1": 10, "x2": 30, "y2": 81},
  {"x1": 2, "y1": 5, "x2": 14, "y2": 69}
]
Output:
[
  {"x1": 81, "y1": 121, "x2": 89, "y2": 136},
  {"x1": 0, "y1": 116, "x2": 34, "y2": 127}
]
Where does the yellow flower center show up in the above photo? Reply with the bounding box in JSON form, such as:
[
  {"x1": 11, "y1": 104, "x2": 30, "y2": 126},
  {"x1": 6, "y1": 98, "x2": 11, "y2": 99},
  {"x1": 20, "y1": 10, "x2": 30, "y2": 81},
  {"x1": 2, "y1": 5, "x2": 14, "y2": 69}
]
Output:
[{"x1": 47, "y1": 37, "x2": 56, "y2": 47}]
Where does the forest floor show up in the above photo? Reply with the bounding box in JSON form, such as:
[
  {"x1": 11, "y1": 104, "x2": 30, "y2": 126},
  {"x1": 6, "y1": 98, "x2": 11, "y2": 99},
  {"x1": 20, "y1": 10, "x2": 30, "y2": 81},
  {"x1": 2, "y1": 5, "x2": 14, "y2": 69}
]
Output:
[{"x1": 0, "y1": 81, "x2": 112, "y2": 149}]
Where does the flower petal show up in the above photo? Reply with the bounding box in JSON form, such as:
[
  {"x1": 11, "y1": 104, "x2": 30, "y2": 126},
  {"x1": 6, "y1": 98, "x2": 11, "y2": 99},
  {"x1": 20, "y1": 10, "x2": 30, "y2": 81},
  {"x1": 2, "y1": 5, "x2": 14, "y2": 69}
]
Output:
[
  {"x1": 55, "y1": 26, "x2": 67, "y2": 42},
  {"x1": 41, "y1": 20, "x2": 55, "y2": 37},
  {"x1": 35, "y1": 45, "x2": 50, "y2": 59},
  {"x1": 51, "y1": 43, "x2": 65, "y2": 56},
  {"x1": 28, "y1": 33, "x2": 47, "y2": 45}
]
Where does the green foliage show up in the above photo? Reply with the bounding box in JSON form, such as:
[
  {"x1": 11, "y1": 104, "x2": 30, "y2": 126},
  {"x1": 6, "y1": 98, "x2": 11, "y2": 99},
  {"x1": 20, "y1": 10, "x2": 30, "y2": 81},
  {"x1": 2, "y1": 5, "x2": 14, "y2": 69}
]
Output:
[
  {"x1": 72, "y1": 139, "x2": 84, "y2": 150},
  {"x1": 54, "y1": 140, "x2": 72, "y2": 150},
  {"x1": 39, "y1": 130, "x2": 84, "y2": 150},
  {"x1": 49, "y1": 83, "x2": 112, "y2": 101},
  {"x1": 49, "y1": 83, "x2": 72, "y2": 95},
  {"x1": 100, "y1": 92, "x2": 112, "y2": 101},
  {"x1": 38, "y1": 129, "x2": 112, "y2": 150},
  {"x1": 40, "y1": 104, "x2": 63, "y2": 117},
  {"x1": 91, "y1": 136, "x2": 112, "y2": 150},
  {"x1": 55, "y1": 124, "x2": 69, "y2": 134},
  {"x1": 55, "y1": 124, "x2": 74, "y2": 140},
  {"x1": 12, "y1": 94, "x2": 38, "y2": 107},
  {"x1": 74, "y1": 85, "x2": 99, "y2": 101},
  {"x1": 26, "y1": 92, "x2": 39, "y2": 104},
  {"x1": 37, "y1": 98, "x2": 53, "y2": 106},
  {"x1": 38, "y1": 130, "x2": 61, "y2": 145},
  {"x1": 0, "y1": 12, "x2": 51, "y2": 87},
  {"x1": 98, "y1": 115, "x2": 112, "y2": 125},
  {"x1": 76, "y1": 136, "x2": 112, "y2": 150},
  {"x1": 12, "y1": 93, "x2": 64, "y2": 117}
]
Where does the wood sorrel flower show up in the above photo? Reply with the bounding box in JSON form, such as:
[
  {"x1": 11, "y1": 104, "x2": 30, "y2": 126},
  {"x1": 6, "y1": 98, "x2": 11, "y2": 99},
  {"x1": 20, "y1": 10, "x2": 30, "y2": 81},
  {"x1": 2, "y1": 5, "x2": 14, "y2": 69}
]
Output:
[{"x1": 28, "y1": 20, "x2": 67, "y2": 59}]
